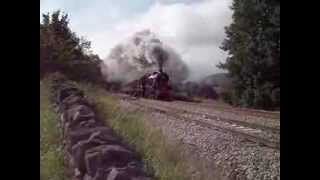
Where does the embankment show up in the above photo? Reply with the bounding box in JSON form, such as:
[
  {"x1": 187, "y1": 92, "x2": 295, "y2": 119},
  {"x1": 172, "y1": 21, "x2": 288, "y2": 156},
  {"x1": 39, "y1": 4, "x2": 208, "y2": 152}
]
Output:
[{"x1": 48, "y1": 75, "x2": 151, "y2": 180}]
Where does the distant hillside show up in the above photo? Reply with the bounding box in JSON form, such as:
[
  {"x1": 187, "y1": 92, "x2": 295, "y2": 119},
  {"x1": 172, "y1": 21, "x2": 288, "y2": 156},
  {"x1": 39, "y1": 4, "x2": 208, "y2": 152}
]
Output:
[
  {"x1": 200, "y1": 73, "x2": 233, "y2": 92},
  {"x1": 171, "y1": 73, "x2": 233, "y2": 100}
]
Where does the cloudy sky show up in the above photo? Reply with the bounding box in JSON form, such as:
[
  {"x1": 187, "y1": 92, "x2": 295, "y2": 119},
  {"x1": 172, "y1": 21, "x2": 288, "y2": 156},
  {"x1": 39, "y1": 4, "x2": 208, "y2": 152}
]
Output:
[{"x1": 40, "y1": 0, "x2": 233, "y2": 80}]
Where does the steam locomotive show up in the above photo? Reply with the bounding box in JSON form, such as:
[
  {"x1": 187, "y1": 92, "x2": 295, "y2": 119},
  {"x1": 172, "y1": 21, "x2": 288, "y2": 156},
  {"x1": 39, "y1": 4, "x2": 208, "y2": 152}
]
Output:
[{"x1": 122, "y1": 70, "x2": 172, "y2": 101}]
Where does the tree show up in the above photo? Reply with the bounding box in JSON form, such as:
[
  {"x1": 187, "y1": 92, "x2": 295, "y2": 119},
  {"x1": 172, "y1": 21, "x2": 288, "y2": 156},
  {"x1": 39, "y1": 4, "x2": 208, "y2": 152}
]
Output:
[
  {"x1": 40, "y1": 10, "x2": 104, "y2": 83},
  {"x1": 218, "y1": 0, "x2": 280, "y2": 109}
]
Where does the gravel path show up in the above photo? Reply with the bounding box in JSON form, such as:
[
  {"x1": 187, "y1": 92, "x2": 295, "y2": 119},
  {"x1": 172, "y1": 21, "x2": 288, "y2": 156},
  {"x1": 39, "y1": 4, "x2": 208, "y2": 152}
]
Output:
[{"x1": 117, "y1": 94, "x2": 280, "y2": 180}]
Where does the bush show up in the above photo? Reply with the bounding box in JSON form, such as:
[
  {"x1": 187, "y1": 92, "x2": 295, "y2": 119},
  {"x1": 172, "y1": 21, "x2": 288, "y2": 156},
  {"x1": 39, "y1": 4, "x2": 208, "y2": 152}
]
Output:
[
  {"x1": 40, "y1": 10, "x2": 104, "y2": 84},
  {"x1": 221, "y1": 91, "x2": 233, "y2": 105}
]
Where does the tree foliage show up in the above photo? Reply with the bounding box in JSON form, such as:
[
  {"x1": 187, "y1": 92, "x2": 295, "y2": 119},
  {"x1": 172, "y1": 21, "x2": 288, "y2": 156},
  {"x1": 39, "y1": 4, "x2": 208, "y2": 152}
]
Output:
[
  {"x1": 219, "y1": 0, "x2": 280, "y2": 109},
  {"x1": 40, "y1": 10, "x2": 104, "y2": 83}
]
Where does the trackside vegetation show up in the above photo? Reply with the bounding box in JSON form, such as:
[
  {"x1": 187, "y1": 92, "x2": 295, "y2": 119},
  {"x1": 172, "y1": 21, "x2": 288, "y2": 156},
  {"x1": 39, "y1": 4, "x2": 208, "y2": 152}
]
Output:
[
  {"x1": 78, "y1": 83, "x2": 202, "y2": 180},
  {"x1": 40, "y1": 79, "x2": 65, "y2": 180}
]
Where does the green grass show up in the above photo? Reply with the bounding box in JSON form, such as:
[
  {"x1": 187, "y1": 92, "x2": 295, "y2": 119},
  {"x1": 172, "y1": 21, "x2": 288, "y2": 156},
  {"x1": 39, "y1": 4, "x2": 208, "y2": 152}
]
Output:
[
  {"x1": 40, "y1": 79, "x2": 65, "y2": 180},
  {"x1": 76, "y1": 83, "x2": 191, "y2": 180},
  {"x1": 39, "y1": 79, "x2": 213, "y2": 180}
]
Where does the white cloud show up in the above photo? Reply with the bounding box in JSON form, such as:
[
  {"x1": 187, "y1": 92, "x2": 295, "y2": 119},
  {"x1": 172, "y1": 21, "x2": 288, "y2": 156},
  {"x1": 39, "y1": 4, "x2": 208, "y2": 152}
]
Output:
[
  {"x1": 95, "y1": 0, "x2": 232, "y2": 80},
  {"x1": 40, "y1": 0, "x2": 233, "y2": 81}
]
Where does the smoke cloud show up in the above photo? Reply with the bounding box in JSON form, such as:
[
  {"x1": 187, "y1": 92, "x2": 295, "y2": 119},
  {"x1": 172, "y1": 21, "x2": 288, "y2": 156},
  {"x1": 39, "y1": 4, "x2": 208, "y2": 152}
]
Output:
[
  {"x1": 41, "y1": 0, "x2": 233, "y2": 81},
  {"x1": 102, "y1": 30, "x2": 189, "y2": 85},
  {"x1": 97, "y1": 0, "x2": 232, "y2": 82}
]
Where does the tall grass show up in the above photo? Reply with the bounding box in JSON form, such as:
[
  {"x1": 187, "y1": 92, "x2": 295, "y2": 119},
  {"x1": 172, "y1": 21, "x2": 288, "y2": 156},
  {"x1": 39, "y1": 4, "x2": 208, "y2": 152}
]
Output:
[
  {"x1": 40, "y1": 80, "x2": 65, "y2": 180},
  {"x1": 78, "y1": 83, "x2": 191, "y2": 180}
]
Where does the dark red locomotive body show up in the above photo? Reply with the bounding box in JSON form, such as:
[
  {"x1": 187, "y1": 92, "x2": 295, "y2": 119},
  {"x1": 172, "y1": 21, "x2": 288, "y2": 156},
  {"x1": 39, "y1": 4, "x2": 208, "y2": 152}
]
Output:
[{"x1": 122, "y1": 71, "x2": 172, "y2": 101}]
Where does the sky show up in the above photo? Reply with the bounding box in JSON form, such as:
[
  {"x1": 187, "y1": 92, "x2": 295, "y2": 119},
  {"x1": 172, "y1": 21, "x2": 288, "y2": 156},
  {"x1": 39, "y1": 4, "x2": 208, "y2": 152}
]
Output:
[{"x1": 40, "y1": 0, "x2": 233, "y2": 80}]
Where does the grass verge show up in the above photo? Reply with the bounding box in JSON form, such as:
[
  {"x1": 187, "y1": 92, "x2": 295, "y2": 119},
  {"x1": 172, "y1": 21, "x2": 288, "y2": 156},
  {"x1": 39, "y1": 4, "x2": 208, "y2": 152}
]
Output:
[
  {"x1": 77, "y1": 83, "x2": 191, "y2": 180},
  {"x1": 40, "y1": 79, "x2": 65, "y2": 180}
]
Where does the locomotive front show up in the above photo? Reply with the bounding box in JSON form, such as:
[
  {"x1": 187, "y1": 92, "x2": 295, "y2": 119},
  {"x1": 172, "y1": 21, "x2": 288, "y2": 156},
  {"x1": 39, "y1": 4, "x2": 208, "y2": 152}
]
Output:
[
  {"x1": 152, "y1": 71, "x2": 172, "y2": 100},
  {"x1": 139, "y1": 70, "x2": 172, "y2": 101}
]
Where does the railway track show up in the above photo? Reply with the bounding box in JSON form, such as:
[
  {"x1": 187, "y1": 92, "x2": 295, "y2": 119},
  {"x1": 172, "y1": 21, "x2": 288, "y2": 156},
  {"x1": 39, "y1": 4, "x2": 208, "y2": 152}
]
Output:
[
  {"x1": 123, "y1": 98, "x2": 280, "y2": 150},
  {"x1": 173, "y1": 100, "x2": 280, "y2": 120},
  {"x1": 139, "y1": 98, "x2": 280, "y2": 131}
]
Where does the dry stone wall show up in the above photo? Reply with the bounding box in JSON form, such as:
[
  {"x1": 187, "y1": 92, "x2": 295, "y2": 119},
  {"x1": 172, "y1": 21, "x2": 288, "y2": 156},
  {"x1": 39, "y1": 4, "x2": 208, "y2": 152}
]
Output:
[{"x1": 49, "y1": 75, "x2": 152, "y2": 180}]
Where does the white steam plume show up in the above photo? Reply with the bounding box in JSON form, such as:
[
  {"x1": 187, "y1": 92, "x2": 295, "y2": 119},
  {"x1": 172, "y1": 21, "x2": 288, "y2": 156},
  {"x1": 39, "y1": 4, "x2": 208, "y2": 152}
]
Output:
[{"x1": 102, "y1": 30, "x2": 189, "y2": 85}]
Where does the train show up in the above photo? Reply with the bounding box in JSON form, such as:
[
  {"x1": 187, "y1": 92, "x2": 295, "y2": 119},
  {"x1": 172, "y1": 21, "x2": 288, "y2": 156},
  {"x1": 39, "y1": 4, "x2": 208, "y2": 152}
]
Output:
[{"x1": 121, "y1": 70, "x2": 172, "y2": 101}]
